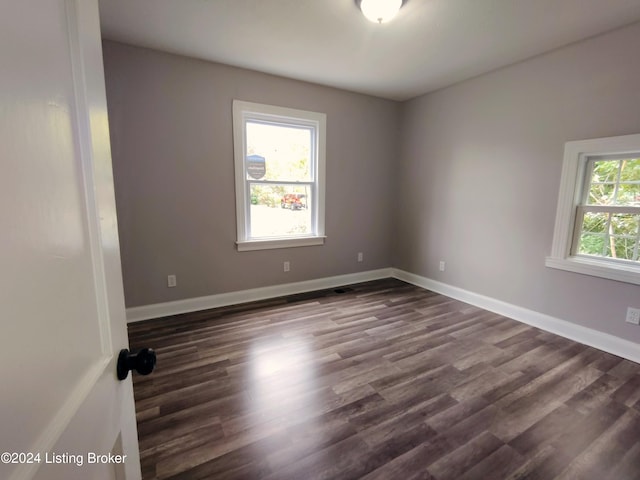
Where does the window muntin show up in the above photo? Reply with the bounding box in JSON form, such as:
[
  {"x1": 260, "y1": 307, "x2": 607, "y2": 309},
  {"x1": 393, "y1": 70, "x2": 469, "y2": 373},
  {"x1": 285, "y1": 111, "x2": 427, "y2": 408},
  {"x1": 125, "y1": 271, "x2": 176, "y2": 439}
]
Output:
[{"x1": 233, "y1": 101, "x2": 326, "y2": 251}]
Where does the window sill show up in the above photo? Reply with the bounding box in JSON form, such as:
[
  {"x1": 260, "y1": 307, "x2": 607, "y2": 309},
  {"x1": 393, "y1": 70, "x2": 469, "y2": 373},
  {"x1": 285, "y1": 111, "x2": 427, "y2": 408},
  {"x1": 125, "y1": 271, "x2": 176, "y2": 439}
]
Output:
[
  {"x1": 545, "y1": 255, "x2": 640, "y2": 285},
  {"x1": 236, "y1": 236, "x2": 326, "y2": 252}
]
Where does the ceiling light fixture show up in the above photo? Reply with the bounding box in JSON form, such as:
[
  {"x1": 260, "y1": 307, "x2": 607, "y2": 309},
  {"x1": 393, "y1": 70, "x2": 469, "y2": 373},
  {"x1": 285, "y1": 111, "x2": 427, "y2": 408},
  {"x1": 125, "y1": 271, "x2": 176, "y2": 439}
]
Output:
[{"x1": 356, "y1": 0, "x2": 404, "y2": 24}]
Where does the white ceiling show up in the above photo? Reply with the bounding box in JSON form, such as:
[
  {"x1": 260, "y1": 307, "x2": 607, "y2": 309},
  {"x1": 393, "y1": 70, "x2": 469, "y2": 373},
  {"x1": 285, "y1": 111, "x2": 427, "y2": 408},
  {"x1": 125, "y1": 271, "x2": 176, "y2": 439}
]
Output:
[{"x1": 98, "y1": 0, "x2": 640, "y2": 101}]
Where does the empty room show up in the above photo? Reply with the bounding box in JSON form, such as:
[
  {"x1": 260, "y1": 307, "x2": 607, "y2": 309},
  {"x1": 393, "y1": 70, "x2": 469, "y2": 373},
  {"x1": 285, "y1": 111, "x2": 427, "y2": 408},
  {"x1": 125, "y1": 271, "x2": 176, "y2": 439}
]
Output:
[{"x1": 3, "y1": 1, "x2": 640, "y2": 480}]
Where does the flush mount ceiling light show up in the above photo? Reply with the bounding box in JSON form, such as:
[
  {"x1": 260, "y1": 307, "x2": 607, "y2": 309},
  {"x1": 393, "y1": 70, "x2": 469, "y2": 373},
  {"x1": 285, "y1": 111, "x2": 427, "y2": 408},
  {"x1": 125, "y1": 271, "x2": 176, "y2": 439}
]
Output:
[{"x1": 355, "y1": 0, "x2": 405, "y2": 24}]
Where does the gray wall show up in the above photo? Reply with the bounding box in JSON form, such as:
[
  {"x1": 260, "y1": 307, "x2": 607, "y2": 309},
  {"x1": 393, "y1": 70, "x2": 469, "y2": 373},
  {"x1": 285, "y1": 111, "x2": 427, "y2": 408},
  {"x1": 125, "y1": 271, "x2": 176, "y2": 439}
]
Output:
[
  {"x1": 104, "y1": 23, "x2": 640, "y2": 344},
  {"x1": 103, "y1": 41, "x2": 399, "y2": 308},
  {"x1": 395, "y1": 22, "x2": 640, "y2": 342}
]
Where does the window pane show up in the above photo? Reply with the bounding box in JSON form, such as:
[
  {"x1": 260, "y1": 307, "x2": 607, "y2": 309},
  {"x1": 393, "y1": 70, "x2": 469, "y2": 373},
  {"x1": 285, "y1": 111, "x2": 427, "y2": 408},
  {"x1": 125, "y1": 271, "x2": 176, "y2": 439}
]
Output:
[
  {"x1": 591, "y1": 160, "x2": 620, "y2": 183},
  {"x1": 581, "y1": 212, "x2": 608, "y2": 234},
  {"x1": 610, "y1": 214, "x2": 640, "y2": 261},
  {"x1": 578, "y1": 212, "x2": 639, "y2": 261},
  {"x1": 578, "y1": 233, "x2": 605, "y2": 256},
  {"x1": 587, "y1": 182, "x2": 615, "y2": 205},
  {"x1": 611, "y1": 213, "x2": 638, "y2": 236},
  {"x1": 587, "y1": 157, "x2": 640, "y2": 206},
  {"x1": 610, "y1": 236, "x2": 637, "y2": 260},
  {"x1": 578, "y1": 211, "x2": 607, "y2": 256},
  {"x1": 616, "y1": 183, "x2": 640, "y2": 206},
  {"x1": 619, "y1": 158, "x2": 640, "y2": 182},
  {"x1": 249, "y1": 184, "x2": 313, "y2": 238},
  {"x1": 246, "y1": 122, "x2": 312, "y2": 182}
]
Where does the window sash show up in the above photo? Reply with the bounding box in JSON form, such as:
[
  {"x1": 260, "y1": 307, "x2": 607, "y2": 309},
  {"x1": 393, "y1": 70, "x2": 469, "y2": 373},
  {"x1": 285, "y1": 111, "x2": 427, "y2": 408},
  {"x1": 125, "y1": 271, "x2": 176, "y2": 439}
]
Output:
[
  {"x1": 571, "y1": 205, "x2": 640, "y2": 261},
  {"x1": 582, "y1": 155, "x2": 640, "y2": 206},
  {"x1": 575, "y1": 205, "x2": 640, "y2": 215},
  {"x1": 245, "y1": 180, "x2": 316, "y2": 240},
  {"x1": 245, "y1": 118, "x2": 317, "y2": 183}
]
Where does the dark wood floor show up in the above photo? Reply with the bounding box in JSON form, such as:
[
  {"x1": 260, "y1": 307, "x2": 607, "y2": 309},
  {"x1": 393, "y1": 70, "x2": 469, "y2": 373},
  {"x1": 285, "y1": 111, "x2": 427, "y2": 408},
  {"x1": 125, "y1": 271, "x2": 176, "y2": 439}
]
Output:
[{"x1": 128, "y1": 278, "x2": 640, "y2": 480}]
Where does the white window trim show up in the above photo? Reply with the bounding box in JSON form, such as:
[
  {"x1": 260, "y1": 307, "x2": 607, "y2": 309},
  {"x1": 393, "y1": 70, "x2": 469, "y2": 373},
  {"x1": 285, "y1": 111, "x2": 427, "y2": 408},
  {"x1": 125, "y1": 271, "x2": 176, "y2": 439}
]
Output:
[
  {"x1": 232, "y1": 100, "x2": 326, "y2": 251},
  {"x1": 546, "y1": 133, "x2": 640, "y2": 285}
]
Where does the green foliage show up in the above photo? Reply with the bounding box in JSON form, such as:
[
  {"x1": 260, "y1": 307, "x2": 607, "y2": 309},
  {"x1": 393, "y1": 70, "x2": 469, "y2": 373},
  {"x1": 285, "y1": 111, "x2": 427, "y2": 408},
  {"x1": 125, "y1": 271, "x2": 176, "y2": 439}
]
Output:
[
  {"x1": 588, "y1": 158, "x2": 640, "y2": 206},
  {"x1": 580, "y1": 157, "x2": 640, "y2": 262},
  {"x1": 582, "y1": 212, "x2": 606, "y2": 234},
  {"x1": 579, "y1": 233, "x2": 605, "y2": 256},
  {"x1": 250, "y1": 185, "x2": 286, "y2": 208},
  {"x1": 612, "y1": 236, "x2": 636, "y2": 260},
  {"x1": 620, "y1": 158, "x2": 640, "y2": 182},
  {"x1": 578, "y1": 211, "x2": 640, "y2": 260}
]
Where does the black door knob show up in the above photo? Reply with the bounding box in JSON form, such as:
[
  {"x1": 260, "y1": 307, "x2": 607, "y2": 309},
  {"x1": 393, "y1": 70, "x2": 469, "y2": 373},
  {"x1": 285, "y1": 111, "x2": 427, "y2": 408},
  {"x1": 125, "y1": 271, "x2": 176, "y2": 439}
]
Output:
[{"x1": 117, "y1": 348, "x2": 156, "y2": 380}]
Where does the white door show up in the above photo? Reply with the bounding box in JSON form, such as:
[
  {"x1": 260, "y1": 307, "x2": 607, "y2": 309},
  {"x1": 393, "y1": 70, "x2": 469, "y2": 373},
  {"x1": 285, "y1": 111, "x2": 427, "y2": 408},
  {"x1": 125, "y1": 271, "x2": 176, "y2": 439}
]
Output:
[{"x1": 0, "y1": 1, "x2": 142, "y2": 479}]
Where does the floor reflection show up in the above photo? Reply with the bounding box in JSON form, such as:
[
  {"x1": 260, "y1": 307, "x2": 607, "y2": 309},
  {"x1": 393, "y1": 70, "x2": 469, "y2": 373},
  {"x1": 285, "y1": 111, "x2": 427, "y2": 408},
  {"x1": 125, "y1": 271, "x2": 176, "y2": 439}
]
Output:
[{"x1": 246, "y1": 337, "x2": 318, "y2": 422}]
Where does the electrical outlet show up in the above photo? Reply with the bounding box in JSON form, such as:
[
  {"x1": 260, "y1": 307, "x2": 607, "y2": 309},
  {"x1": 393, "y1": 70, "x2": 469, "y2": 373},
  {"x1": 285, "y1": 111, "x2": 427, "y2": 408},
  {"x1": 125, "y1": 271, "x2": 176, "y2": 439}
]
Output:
[
  {"x1": 284, "y1": 261, "x2": 290, "y2": 272},
  {"x1": 626, "y1": 307, "x2": 640, "y2": 325},
  {"x1": 357, "y1": 252, "x2": 363, "y2": 262},
  {"x1": 167, "y1": 274, "x2": 177, "y2": 288},
  {"x1": 439, "y1": 261, "x2": 446, "y2": 272}
]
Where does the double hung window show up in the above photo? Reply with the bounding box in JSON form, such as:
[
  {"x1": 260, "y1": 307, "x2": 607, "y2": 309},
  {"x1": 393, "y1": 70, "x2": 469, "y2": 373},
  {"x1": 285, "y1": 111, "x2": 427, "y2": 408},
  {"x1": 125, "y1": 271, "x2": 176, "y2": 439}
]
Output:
[
  {"x1": 547, "y1": 134, "x2": 640, "y2": 284},
  {"x1": 574, "y1": 156, "x2": 640, "y2": 261},
  {"x1": 232, "y1": 101, "x2": 326, "y2": 251}
]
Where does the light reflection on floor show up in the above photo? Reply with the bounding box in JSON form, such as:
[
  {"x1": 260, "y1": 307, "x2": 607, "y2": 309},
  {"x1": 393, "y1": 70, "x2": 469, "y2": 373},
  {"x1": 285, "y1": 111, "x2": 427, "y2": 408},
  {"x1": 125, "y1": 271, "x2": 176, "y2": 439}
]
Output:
[
  {"x1": 247, "y1": 337, "x2": 318, "y2": 421},
  {"x1": 245, "y1": 337, "x2": 330, "y2": 466}
]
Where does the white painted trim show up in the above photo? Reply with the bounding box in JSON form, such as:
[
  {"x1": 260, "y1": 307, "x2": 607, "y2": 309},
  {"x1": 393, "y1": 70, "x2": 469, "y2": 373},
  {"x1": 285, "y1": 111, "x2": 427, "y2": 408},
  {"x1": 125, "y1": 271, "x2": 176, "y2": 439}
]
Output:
[
  {"x1": 237, "y1": 235, "x2": 326, "y2": 251},
  {"x1": 127, "y1": 266, "x2": 640, "y2": 364},
  {"x1": 392, "y1": 268, "x2": 640, "y2": 364},
  {"x1": 232, "y1": 100, "x2": 326, "y2": 247},
  {"x1": 66, "y1": 0, "x2": 114, "y2": 356},
  {"x1": 127, "y1": 268, "x2": 393, "y2": 322},
  {"x1": 545, "y1": 256, "x2": 640, "y2": 286}
]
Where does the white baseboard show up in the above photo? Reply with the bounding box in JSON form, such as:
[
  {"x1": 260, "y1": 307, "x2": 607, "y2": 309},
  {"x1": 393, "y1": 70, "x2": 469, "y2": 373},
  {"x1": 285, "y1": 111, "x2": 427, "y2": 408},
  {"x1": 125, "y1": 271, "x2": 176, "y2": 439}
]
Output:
[
  {"x1": 126, "y1": 268, "x2": 393, "y2": 323},
  {"x1": 392, "y1": 268, "x2": 640, "y2": 364},
  {"x1": 126, "y1": 266, "x2": 639, "y2": 364}
]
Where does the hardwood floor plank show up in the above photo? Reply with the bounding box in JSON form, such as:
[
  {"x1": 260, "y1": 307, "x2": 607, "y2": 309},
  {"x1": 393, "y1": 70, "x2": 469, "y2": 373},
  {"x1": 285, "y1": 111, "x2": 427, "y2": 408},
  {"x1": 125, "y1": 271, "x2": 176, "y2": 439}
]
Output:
[
  {"x1": 261, "y1": 434, "x2": 373, "y2": 480},
  {"x1": 603, "y1": 441, "x2": 640, "y2": 480},
  {"x1": 265, "y1": 416, "x2": 357, "y2": 472},
  {"x1": 549, "y1": 400, "x2": 628, "y2": 461},
  {"x1": 553, "y1": 409, "x2": 640, "y2": 480},
  {"x1": 564, "y1": 373, "x2": 625, "y2": 415},
  {"x1": 127, "y1": 279, "x2": 640, "y2": 479},
  {"x1": 442, "y1": 404, "x2": 505, "y2": 448},
  {"x1": 426, "y1": 431, "x2": 504, "y2": 479},
  {"x1": 508, "y1": 404, "x2": 584, "y2": 457},
  {"x1": 612, "y1": 373, "x2": 640, "y2": 405},
  {"x1": 449, "y1": 367, "x2": 521, "y2": 402},
  {"x1": 503, "y1": 445, "x2": 569, "y2": 480},
  {"x1": 425, "y1": 396, "x2": 490, "y2": 432},
  {"x1": 359, "y1": 443, "x2": 438, "y2": 480},
  {"x1": 458, "y1": 444, "x2": 525, "y2": 480}
]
